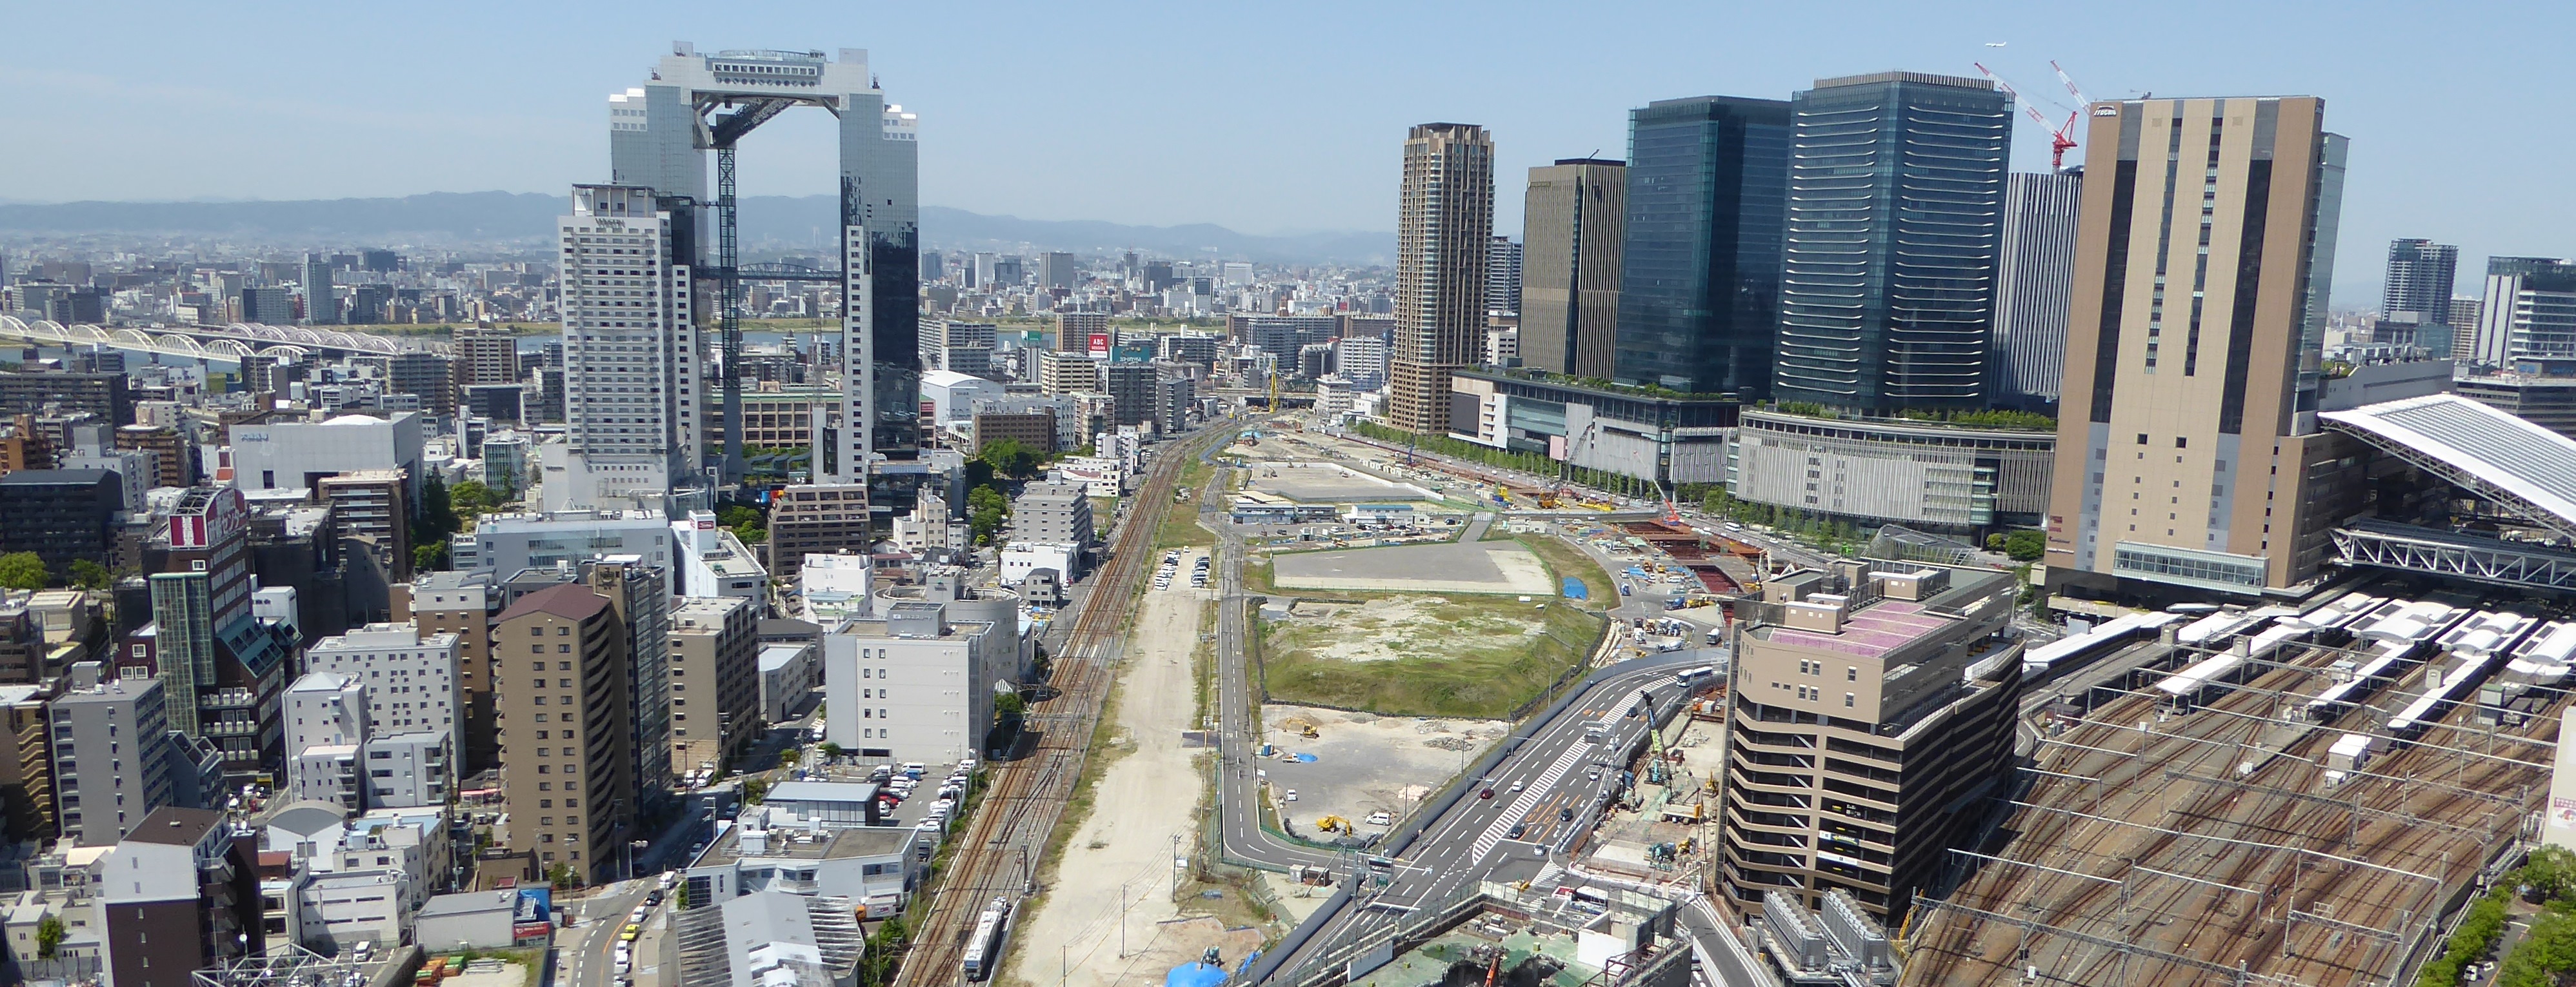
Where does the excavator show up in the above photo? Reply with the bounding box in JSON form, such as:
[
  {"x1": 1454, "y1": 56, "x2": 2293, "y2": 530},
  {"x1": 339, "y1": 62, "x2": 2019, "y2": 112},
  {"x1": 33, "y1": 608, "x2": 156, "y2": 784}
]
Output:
[
  {"x1": 1277, "y1": 715, "x2": 1321, "y2": 739},
  {"x1": 1312, "y1": 815, "x2": 1352, "y2": 835}
]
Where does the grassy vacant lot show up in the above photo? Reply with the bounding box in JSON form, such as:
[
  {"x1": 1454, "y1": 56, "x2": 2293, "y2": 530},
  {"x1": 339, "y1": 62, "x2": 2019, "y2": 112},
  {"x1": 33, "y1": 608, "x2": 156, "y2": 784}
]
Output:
[
  {"x1": 1517, "y1": 534, "x2": 1617, "y2": 607},
  {"x1": 1259, "y1": 592, "x2": 1601, "y2": 719},
  {"x1": 1155, "y1": 457, "x2": 1219, "y2": 550}
]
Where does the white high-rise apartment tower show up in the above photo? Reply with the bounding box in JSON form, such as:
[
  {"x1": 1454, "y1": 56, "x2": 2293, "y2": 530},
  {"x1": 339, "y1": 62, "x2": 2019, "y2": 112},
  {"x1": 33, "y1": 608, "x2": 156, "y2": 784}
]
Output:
[{"x1": 555, "y1": 185, "x2": 701, "y2": 508}]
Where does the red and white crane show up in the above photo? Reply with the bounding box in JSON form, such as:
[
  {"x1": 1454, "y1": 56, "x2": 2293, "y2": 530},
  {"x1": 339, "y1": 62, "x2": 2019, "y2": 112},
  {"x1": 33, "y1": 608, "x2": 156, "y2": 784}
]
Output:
[{"x1": 1975, "y1": 59, "x2": 2092, "y2": 170}]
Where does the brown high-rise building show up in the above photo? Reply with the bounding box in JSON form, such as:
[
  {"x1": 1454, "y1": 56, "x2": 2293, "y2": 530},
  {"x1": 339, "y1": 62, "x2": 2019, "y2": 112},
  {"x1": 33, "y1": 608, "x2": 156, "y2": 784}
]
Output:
[
  {"x1": 1386, "y1": 123, "x2": 1494, "y2": 435},
  {"x1": 456, "y1": 324, "x2": 522, "y2": 388},
  {"x1": 2043, "y1": 97, "x2": 2357, "y2": 599},
  {"x1": 494, "y1": 582, "x2": 632, "y2": 884},
  {"x1": 1519, "y1": 159, "x2": 1625, "y2": 377},
  {"x1": 1716, "y1": 563, "x2": 2021, "y2": 924}
]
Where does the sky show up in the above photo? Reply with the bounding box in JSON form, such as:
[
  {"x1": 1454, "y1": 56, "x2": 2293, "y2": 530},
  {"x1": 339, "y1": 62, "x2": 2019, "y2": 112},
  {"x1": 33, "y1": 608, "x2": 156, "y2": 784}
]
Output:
[{"x1": 0, "y1": 0, "x2": 2557, "y2": 301}]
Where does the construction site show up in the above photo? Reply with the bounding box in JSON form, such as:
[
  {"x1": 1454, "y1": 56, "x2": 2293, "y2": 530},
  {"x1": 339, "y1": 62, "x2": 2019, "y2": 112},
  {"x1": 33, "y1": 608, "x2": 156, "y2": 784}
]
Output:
[{"x1": 1902, "y1": 582, "x2": 2569, "y2": 987}]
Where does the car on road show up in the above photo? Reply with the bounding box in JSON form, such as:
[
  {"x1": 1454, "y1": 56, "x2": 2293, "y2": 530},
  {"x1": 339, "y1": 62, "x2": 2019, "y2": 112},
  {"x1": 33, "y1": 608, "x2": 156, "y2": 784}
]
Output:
[
  {"x1": 644, "y1": 891, "x2": 663, "y2": 907},
  {"x1": 1586, "y1": 768, "x2": 1601, "y2": 781},
  {"x1": 1478, "y1": 787, "x2": 1493, "y2": 799},
  {"x1": 1283, "y1": 789, "x2": 1297, "y2": 802},
  {"x1": 1509, "y1": 780, "x2": 1523, "y2": 793},
  {"x1": 1559, "y1": 806, "x2": 1573, "y2": 821},
  {"x1": 621, "y1": 924, "x2": 641, "y2": 941},
  {"x1": 1507, "y1": 823, "x2": 1527, "y2": 840}
]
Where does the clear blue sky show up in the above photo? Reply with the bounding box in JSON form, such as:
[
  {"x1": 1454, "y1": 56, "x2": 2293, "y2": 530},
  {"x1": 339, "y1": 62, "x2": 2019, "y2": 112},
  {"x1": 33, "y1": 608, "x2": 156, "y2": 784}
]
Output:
[{"x1": 1, "y1": 0, "x2": 2551, "y2": 300}]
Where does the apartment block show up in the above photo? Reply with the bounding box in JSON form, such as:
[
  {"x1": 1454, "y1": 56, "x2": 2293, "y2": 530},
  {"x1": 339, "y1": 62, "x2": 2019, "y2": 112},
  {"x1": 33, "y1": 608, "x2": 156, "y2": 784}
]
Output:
[{"x1": 493, "y1": 583, "x2": 634, "y2": 883}]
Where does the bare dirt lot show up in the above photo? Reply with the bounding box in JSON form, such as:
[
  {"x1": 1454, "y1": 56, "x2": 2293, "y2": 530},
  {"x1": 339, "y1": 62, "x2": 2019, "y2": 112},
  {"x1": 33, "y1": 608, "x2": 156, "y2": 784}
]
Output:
[
  {"x1": 1257, "y1": 703, "x2": 1504, "y2": 842},
  {"x1": 1008, "y1": 550, "x2": 1225, "y2": 987}
]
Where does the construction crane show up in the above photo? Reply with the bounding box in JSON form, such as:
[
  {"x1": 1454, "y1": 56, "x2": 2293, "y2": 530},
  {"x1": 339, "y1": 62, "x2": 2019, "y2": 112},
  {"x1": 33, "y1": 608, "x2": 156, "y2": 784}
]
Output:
[{"x1": 1975, "y1": 61, "x2": 2084, "y2": 170}]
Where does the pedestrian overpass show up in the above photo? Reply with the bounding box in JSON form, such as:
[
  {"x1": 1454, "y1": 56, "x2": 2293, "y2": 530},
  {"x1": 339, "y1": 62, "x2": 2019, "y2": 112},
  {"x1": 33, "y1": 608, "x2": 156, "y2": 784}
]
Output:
[{"x1": 2321, "y1": 392, "x2": 2576, "y2": 591}]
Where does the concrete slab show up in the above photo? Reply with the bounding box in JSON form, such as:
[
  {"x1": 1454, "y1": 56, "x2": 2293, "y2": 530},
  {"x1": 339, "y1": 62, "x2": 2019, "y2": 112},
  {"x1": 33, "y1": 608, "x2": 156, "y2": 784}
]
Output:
[
  {"x1": 1244, "y1": 461, "x2": 1433, "y2": 503},
  {"x1": 1272, "y1": 541, "x2": 1554, "y2": 595}
]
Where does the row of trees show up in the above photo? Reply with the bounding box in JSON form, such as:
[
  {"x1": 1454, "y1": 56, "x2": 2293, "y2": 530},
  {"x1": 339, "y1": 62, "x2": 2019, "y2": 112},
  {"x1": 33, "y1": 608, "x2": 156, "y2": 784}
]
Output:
[
  {"x1": 2423, "y1": 846, "x2": 2576, "y2": 986},
  {"x1": 965, "y1": 438, "x2": 1049, "y2": 545},
  {"x1": 0, "y1": 553, "x2": 108, "y2": 592},
  {"x1": 414, "y1": 475, "x2": 514, "y2": 572}
]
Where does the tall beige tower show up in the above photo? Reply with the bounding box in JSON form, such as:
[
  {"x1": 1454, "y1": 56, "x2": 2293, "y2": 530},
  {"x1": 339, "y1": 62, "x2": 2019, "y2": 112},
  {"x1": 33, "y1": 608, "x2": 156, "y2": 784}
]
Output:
[
  {"x1": 1386, "y1": 123, "x2": 1495, "y2": 435},
  {"x1": 2044, "y1": 96, "x2": 2357, "y2": 599},
  {"x1": 1520, "y1": 158, "x2": 1626, "y2": 377}
]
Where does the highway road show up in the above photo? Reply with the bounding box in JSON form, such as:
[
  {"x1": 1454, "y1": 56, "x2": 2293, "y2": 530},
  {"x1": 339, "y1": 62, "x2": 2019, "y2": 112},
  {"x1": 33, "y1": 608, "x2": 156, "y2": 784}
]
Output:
[
  {"x1": 1256, "y1": 653, "x2": 1704, "y2": 977},
  {"x1": 1204, "y1": 441, "x2": 1346, "y2": 873}
]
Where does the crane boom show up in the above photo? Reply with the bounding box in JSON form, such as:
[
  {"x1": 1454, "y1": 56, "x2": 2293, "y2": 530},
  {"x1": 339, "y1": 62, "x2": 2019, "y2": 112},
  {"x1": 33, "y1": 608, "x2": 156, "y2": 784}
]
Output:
[
  {"x1": 1975, "y1": 61, "x2": 2081, "y2": 170},
  {"x1": 2052, "y1": 60, "x2": 2093, "y2": 107}
]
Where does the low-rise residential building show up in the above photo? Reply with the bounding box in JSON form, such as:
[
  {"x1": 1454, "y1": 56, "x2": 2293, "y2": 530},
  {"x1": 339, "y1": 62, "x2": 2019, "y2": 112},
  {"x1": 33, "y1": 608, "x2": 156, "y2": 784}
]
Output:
[
  {"x1": 676, "y1": 801, "x2": 926, "y2": 922},
  {"x1": 673, "y1": 510, "x2": 769, "y2": 601},
  {"x1": 822, "y1": 599, "x2": 1020, "y2": 764},
  {"x1": 50, "y1": 663, "x2": 175, "y2": 846},
  {"x1": 757, "y1": 643, "x2": 818, "y2": 726},
  {"x1": 98, "y1": 807, "x2": 263, "y2": 987},
  {"x1": 397, "y1": 570, "x2": 500, "y2": 775}
]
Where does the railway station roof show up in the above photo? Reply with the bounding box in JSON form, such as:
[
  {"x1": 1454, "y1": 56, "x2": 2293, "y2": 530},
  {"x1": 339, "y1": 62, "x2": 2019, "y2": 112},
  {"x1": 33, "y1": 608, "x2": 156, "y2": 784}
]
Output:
[{"x1": 2322, "y1": 393, "x2": 2576, "y2": 532}]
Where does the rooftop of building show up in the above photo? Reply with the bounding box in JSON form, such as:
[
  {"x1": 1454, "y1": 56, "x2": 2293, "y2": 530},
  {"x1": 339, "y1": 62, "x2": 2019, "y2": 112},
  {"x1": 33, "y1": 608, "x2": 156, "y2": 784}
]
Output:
[
  {"x1": 758, "y1": 643, "x2": 810, "y2": 672},
  {"x1": 289, "y1": 671, "x2": 361, "y2": 692},
  {"x1": 312, "y1": 622, "x2": 456, "y2": 650},
  {"x1": 125, "y1": 806, "x2": 224, "y2": 846},
  {"x1": 0, "y1": 468, "x2": 113, "y2": 486},
  {"x1": 1452, "y1": 366, "x2": 1742, "y2": 404},
  {"x1": 497, "y1": 581, "x2": 609, "y2": 623},
  {"x1": 695, "y1": 817, "x2": 914, "y2": 869},
  {"x1": 1812, "y1": 70, "x2": 1995, "y2": 91},
  {"x1": 674, "y1": 595, "x2": 750, "y2": 627},
  {"x1": 1750, "y1": 402, "x2": 2058, "y2": 433}
]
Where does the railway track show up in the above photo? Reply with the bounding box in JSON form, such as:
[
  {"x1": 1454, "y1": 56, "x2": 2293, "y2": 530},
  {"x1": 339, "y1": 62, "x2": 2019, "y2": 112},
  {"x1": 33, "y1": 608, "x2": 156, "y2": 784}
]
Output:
[
  {"x1": 892, "y1": 426, "x2": 1228, "y2": 987},
  {"x1": 1909, "y1": 637, "x2": 2561, "y2": 987}
]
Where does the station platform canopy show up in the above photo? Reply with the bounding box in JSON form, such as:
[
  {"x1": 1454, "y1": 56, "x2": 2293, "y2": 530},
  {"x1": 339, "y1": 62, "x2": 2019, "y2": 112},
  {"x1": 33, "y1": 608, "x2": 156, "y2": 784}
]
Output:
[{"x1": 2321, "y1": 393, "x2": 2576, "y2": 539}]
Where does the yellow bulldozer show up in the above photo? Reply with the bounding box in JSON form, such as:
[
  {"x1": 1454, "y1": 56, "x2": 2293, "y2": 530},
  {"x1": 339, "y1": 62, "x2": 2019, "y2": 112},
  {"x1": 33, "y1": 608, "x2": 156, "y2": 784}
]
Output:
[{"x1": 1278, "y1": 715, "x2": 1321, "y2": 739}]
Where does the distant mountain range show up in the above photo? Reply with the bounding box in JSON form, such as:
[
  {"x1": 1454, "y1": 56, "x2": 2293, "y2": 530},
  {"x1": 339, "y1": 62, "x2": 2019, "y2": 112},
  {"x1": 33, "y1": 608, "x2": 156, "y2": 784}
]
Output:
[{"x1": 0, "y1": 192, "x2": 1394, "y2": 265}]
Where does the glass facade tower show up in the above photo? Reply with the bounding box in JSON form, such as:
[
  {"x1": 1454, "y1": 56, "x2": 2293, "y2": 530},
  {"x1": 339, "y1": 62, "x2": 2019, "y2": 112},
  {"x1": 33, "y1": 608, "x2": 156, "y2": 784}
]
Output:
[
  {"x1": 1612, "y1": 96, "x2": 1791, "y2": 397},
  {"x1": 1775, "y1": 72, "x2": 2011, "y2": 412}
]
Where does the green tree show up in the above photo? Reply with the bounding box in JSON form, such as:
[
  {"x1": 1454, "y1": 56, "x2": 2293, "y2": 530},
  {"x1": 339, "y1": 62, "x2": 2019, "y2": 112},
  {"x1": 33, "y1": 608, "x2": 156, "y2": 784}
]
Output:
[
  {"x1": 415, "y1": 543, "x2": 450, "y2": 573},
  {"x1": 2004, "y1": 530, "x2": 2046, "y2": 562},
  {"x1": 0, "y1": 552, "x2": 48, "y2": 591},
  {"x1": 35, "y1": 914, "x2": 62, "y2": 960},
  {"x1": 1985, "y1": 533, "x2": 2007, "y2": 552},
  {"x1": 968, "y1": 486, "x2": 1009, "y2": 545},
  {"x1": 742, "y1": 777, "x2": 768, "y2": 804},
  {"x1": 977, "y1": 437, "x2": 1041, "y2": 479},
  {"x1": 817, "y1": 742, "x2": 843, "y2": 759},
  {"x1": 67, "y1": 559, "x2": 110, "y2": 590},
  {"x1": 419, "y1": 474, "x2": 459, "y2": 541},
  {"x1": 449, "y1": 479, "x2": 497, "y2": 517}
]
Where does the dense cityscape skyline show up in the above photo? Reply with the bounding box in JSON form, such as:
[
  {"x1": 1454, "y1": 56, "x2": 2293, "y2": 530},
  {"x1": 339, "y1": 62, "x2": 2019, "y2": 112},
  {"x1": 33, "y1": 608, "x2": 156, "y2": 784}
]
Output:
[
  {"x1": 19, "y1": 10, "x2": 2576, "y2": 987},
  {"x1": 1, "y1": 1, "x2": 2558, "y2": 302}
]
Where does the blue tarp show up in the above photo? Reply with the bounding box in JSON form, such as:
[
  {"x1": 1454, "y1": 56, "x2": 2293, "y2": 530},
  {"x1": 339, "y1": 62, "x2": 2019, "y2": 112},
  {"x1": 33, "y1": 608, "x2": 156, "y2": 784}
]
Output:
[
  {"x1": 1167, "y1": 963, "x2": 1228, "y2": 987},
  {"x1": 1563, "y1": 577, "x2": 1589, "y2": 600}
]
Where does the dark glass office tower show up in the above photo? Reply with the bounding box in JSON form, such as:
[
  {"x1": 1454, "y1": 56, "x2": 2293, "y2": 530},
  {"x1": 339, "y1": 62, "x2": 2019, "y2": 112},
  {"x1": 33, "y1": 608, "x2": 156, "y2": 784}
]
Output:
[
  {"x1": 1612, "y1": 96, "x2": 1791, "y2": 397},
  {"x1": 1775, "y1": 72, "x2": 2011, "y2": 412}
]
